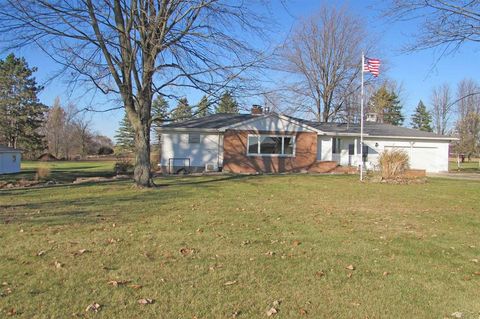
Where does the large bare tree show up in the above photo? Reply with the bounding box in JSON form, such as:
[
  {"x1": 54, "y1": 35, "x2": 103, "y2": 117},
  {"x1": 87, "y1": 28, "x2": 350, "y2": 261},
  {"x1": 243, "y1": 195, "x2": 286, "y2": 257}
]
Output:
[
  {"x1": 279, "y1": 5, "x2": 371, "y2": 122},
  {"x1": 0, "y1": 0, "x2": 268, "y2": 186},
  {"x1": 431, "y1": 83, "x2": 453, "y2": 135},
  {"x1": 386, "y1": 0, "x2": 480, "y2": 52}
]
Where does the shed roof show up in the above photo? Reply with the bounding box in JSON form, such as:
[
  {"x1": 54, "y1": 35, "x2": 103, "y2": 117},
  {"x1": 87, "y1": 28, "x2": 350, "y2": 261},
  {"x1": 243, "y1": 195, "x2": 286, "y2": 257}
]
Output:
[{"x1": 0, "y1": 145, "x2": 21, "y2": 153}]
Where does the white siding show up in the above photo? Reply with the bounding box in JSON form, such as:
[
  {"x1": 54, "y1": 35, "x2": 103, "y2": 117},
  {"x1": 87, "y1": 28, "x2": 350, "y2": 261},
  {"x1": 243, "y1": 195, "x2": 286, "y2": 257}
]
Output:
[
  {"x1": 0, "y1": 152, "x2": 21, "y2": 174},
  {"x1": 160, "y1": 132, "x2": 222, "y2": 170},
  {"x1": 231, "y1": 115, "x2": 312, "y2": 132},
  {"x1": 320, "y1": 136, "x2": 450, "y2": 173}
]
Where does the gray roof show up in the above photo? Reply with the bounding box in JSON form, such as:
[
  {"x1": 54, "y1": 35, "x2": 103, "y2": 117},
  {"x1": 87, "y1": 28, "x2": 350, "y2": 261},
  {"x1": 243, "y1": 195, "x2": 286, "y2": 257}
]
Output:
[
  {"x1": 160, "y1": 113, "x2": 452, "y2": 139},
  {"x1": 0, "y1": 145, "x2": 21, "y2": 153},
  {"x1": 295, "y1": 119, "x2": 449, "y2": 139},
  {"x1": 160, "y1": 113, "x2": 258, "y2": 129}
]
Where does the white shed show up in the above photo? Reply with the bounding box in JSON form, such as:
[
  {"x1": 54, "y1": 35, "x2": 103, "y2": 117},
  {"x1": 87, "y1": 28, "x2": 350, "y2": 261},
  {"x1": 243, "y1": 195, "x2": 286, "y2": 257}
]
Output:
[{"x1": 0, "y1": 145, "x2": 21, "y2": 174}]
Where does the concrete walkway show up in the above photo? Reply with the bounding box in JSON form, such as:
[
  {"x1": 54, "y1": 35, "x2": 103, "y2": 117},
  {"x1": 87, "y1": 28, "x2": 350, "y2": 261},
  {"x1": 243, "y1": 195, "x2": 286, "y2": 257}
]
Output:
[{"x1": 428, "y1": 172, "x2": 480, "y2": 181}]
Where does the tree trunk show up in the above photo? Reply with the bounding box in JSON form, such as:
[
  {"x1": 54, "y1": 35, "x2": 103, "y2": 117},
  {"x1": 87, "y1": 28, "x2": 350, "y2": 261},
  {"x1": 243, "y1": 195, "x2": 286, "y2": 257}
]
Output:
[{"x1": 128, "y1": 98, "x2": 152, "y2": 187}]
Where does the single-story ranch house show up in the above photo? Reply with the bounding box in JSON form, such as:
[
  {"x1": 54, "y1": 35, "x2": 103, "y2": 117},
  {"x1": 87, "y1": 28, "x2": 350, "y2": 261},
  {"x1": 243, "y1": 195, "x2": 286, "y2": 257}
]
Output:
[
  {"x1": 0, "y1": 145, "x2": 21, "y2": 174},
  {"x1": 158, "y1": 109, "x2": 454, "y2": 174}
]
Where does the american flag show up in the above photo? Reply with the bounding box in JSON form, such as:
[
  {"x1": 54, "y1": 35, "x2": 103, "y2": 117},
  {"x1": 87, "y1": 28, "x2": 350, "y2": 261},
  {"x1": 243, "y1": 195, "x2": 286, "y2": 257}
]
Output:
[{"x1": 363, "y1": 57, "x2": 380, "y2": 77}]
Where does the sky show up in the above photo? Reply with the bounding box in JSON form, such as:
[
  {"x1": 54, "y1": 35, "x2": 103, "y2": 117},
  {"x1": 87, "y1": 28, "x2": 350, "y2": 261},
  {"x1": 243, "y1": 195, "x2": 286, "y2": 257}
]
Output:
[{"x1": 6, "y1": 0, "x2": 480, "y2": 140}]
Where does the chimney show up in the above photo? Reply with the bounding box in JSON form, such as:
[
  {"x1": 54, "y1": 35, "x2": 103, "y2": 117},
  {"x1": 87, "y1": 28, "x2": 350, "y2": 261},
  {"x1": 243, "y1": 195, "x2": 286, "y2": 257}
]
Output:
[
  {"x1": 366, "y1": 112, "x2": 378, "y2": 122},
  {"x1": 251, "y1": 104, "x2": 263, "y2": 115}
]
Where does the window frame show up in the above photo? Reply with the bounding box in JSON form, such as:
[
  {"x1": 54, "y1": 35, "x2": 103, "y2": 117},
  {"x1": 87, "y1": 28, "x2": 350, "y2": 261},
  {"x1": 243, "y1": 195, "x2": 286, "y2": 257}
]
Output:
[{"x1": 246, "y1": 134, "x2": 296, "y2": 157}]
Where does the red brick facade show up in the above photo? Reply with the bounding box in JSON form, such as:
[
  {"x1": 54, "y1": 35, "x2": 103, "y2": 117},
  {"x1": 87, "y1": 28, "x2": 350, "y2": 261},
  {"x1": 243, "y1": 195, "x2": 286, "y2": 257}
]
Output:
[{"x1": 223, "y1": 130, "x2": 325, "y2": 173}]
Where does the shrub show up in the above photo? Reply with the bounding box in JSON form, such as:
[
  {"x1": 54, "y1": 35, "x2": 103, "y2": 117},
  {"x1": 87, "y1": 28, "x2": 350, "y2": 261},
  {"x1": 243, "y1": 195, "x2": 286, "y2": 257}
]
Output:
[
  {"x1": 98, "y1": 146, "x2": 114, "y2": 155},
  {"x1": 378, "y1": 149, "x2": 409, "y2": 179},
  {"x1": 114, "y1": 159, "x2": 134, "y2": 174},
  {"x1": 35, "y1": 164, "x2": 51, "y2": 181}
]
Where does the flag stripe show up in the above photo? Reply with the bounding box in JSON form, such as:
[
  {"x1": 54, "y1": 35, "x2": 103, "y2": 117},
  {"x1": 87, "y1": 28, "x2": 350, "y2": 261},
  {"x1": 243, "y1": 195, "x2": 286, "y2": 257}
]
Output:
[{"x1": 363, "y1": 57, "x2": 381, "y2": 77}]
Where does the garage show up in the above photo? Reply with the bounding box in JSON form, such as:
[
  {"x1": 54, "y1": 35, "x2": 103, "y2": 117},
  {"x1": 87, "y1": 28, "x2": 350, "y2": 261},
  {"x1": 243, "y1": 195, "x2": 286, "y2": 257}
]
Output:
[{"x1": 384, "y1": 143, "x2": 448, "y2": 172}]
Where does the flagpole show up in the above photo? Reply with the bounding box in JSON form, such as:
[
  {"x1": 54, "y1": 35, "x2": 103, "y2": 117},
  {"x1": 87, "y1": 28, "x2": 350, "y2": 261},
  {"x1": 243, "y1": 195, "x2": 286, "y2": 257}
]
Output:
[{"x1": 360, "y1": 53, "x2": 365, "y2": 181}]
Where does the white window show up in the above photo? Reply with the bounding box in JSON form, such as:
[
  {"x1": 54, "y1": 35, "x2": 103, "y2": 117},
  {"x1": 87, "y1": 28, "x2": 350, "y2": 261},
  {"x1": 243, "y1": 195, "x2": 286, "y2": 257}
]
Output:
[
  {"x1": 188, "y1": 133, "x2": 200, "y2": 144},
  {"x1": 247, "y1": 135, "x2": 295, "y2": 156}
]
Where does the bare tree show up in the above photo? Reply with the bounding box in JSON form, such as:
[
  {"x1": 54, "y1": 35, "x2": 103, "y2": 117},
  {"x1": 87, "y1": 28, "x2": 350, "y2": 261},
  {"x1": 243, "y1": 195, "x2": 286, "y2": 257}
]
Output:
[
  {"x1": 278, "y1": 5, "x2": 371, "y2": 122},
  {"x1": 0, "y1": 1, "x2": 269, "y2": 187},
  {"x1": 431, "y1": 83, "x2": 453, "y2": 135},
  {"x1": 386, "y1": 1, "x2": 480, "y2": 53},
  {"x1": 455, "y1": 78, "x2": 480, "y2": 158}
]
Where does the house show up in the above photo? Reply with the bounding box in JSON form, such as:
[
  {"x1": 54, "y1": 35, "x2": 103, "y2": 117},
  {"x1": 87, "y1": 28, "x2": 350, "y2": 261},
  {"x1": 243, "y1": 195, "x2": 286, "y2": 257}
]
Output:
[
  {"x1": 0, "y1": 145, "x2": 21, "y2": 174},
  {"x1": 158, "y1": 109, "x2": 454, "y2": 174}
]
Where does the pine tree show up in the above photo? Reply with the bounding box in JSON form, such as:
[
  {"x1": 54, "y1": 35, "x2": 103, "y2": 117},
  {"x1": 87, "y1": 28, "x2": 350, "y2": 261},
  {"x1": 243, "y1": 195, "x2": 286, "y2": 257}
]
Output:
[
  {"x1": 171, "y1": 97, "x2": 193, "y2": 122},
  {"x1": 151, "y1": 95, "x2": 169, "y2": 126},
  {"x1": 410, "y1": 100, "x2": 432, "y2": 131},
  {"x1": 215, "y1": 91, "x2": 239, "y2": 114},
  {"x1": 0, "y1": 54, "x2": 46, "y2": 157},
  {"x1": 368, "y1": 86, "x2": 404, "y2": 126},
  {"x1": 384, "y1": 91, "x2": 404, "y2": 126},
  {"x1": 197, "y1": 95, "x2": 211, "y2": 117},
  {"x1": 114, "y1": 112, "x2": 135, "y2": 153}
]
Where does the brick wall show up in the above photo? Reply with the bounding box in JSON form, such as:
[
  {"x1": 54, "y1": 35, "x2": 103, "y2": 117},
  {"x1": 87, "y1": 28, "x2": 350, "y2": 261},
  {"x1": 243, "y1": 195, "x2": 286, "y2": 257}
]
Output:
[{"x1": 222, "y1": 130, "x2": 318, "y2": 173}]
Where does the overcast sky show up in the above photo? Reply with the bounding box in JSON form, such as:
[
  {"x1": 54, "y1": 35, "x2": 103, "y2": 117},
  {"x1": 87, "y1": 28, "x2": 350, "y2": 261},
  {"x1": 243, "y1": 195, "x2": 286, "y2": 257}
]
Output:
[{"x1": 6, "y1": 0, "x2": 480, "y2": 140}]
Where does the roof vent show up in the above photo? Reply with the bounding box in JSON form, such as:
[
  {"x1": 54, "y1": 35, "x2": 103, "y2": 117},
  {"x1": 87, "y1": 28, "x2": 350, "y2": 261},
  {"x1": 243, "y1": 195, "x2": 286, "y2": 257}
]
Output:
[{"x1": 251, "y1": 105, "x2": 263, "y2": 115}]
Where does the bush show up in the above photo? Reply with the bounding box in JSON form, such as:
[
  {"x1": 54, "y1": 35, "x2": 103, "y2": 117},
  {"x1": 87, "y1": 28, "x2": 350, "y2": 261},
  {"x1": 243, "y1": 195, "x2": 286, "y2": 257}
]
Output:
[
  {"x1": 114, "y1": 159, "x2": 134, "y2": 174},
  {"x1": 98, "y1": 146, "x2": 114, "y2": 155},
  {"x1": 378, "y1": 149, "x2": 409, "y2": 179}
]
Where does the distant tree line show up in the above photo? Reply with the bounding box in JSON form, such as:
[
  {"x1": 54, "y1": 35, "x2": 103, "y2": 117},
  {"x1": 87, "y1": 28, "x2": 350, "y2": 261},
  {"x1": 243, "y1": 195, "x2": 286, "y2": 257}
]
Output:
[
  {"x1": 115, "y1": 91, "x2": 240, "y2": 152},
  {"x1": 0, "y1": 53, "x2": 113, "y2": 160}
]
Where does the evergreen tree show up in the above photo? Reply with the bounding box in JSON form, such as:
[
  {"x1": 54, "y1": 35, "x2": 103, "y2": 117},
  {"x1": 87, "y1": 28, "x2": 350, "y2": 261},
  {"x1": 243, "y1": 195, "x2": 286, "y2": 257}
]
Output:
[
  {"x1": 171, "y1": 97, "x2": 193, "y2": 122},
  {"x1": 151, "y1": 95, "x2": 169, "y2": 126},
  {"x1": 114, "y1": 112, "x2": 135, "y2": 153},
  {"x1": 197, "y1": 95, "x2": 211, "y2": 117},
  {"x1": 410, "y1": 100, "x2": 432, "y2": 131},
  {"x1": 215, "y1": 91, "x2": 239, "y2": 114},
  {"x1": 0, "y1": 54, "x2": 46, "y2": 156},
  {"x1": 368, "y1": 86, "x2": 404, "y2": 126}
]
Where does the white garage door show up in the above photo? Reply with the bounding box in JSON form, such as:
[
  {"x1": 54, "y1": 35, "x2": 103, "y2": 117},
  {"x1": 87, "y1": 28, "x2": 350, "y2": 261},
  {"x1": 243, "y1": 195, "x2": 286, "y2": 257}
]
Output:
[{"x1": 384, "y1": 146, "x2": 439, "y2": 171}]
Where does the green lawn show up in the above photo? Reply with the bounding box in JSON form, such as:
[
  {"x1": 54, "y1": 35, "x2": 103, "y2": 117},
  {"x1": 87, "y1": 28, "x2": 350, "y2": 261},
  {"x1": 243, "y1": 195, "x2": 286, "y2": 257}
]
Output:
[
  {"x1": 0, "y1": 160, "x2": 115, "y2": 184},
  {"x1": 449, "y1": 159, "x2": 480, "y2": 173},
  {"x1": 1, "y1": 166, "x2": 479, "y2": 318}
]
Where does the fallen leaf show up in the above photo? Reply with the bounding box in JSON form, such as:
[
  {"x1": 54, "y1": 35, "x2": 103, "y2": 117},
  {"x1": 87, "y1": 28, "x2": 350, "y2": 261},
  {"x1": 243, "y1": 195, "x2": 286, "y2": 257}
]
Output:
[
  {"x1": 345, "y1": 264, "x2": 355, "y2": 270},
  {"x1": 7, "y1": 308, "x2": 16, "y2": 316},
  {"x1": 54, "y1": 261, "x2": 63, "y2": 269},
  {"x1": 265, "y1": 251, "x2": 275, "y2": 256},
  {"x1": 85, "y1": 303, "x2": 101, "y2": 312},
  {"x1": 266, "y1": 307, "x2": 278, "y2": 317},
  {"x1": 315, "y1": 271, "x2": 325, "y2": 278},
  {"x1": 299, "y1": 308, "x2": 308, "y2": 315},
  {"x1": 73, "y1": 249, "x2": 88, "y2": 256},
  {"x1": 138, "y1": 298, "x2": 154, "y2": 305},
  {"x1": 37, "y1": 250, "x2": 46, "y2": 256},
  {"x1": 451, "y1": 311, "x2": 463, "y2": 318},
  {"x1": 473, "y1": 271, "x2": 480, "y2": 276},
  {"x1": 179, "y1": 247, "x2": 195, "y2": 256},
  {"x1": 224, "y1": 280, "x2": 237, "y2": 286},
  {"x1": 347, "y1": 273, "x2": 353, "y2": 278},
  {"x1": 292, "y1": 240, "x2": 301, "y2": 246},
  {"x1": 108, "y1": 280, "x2": 130, "y2": 287},
  {"x1": 232, "y1": 310, "x2": 240, "y2": 318},
  {"x1": 383, "y1": 271, "x2": 390, "y2": 276},
  {"x1": 471, "y1": 259, "x2": 479, "y2": 263}
]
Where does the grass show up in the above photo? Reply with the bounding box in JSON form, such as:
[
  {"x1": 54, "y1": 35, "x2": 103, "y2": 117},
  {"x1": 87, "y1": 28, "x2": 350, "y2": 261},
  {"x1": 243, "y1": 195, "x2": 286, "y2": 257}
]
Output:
[
  {"x1": 1, "y1": 163, "x2": 480, "y2": 318},
  {"x1": 0, "y1": 160, "x2": 115, "y2": 183},
  {"x1": 449, "y1": 159, "x2": 480, "y2": 173}
]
